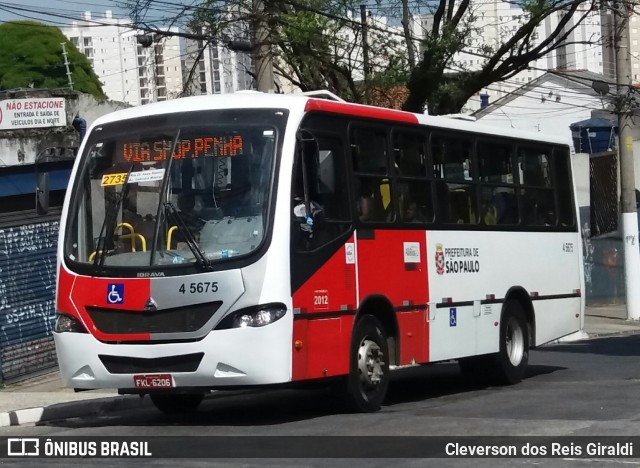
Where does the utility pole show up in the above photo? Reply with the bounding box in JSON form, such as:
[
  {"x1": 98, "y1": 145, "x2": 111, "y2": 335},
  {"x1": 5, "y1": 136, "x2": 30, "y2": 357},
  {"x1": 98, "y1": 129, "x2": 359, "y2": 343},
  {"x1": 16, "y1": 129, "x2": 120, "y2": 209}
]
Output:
[
  {"x1": 360, "y1": 4, "x2": 370, "y2": 104},
  {"x1": 614, "y1": 0, "x2": 640, "y2": 320},
  {"x1": 253, "y1": 0, "x2": 274, "y2": 92},
  {"x1": 60, "y1": 43, "x2": 74, "y2": 90}
]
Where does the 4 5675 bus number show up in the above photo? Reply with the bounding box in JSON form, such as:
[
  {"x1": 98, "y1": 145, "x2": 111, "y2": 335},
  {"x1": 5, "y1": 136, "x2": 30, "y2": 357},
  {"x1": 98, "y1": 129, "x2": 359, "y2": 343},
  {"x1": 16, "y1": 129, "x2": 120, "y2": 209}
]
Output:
[{"x1": 179, "y1": 282, "x2": 219, "y2": 294}]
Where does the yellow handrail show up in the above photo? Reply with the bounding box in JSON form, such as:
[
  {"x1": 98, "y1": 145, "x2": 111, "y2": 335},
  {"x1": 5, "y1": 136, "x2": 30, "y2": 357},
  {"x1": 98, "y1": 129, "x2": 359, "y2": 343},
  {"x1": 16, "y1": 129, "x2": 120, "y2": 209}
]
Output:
[
  {"x1": 88, "y1": 251, "x2": 103, "y2": 262},
  {"x1": 167, "y1": 226, "x2": 178, "y2": 249},
  {"x1": 114, "y1": 222, "x2": 147, "y2": 252}
]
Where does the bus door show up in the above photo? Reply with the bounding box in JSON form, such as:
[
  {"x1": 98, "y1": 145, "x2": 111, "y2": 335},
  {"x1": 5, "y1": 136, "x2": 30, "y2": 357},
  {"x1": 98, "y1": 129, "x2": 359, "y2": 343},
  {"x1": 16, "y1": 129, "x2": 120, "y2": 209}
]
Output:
[
  {"x1": 350, "y1": 126, "x2": 432, "y2": 365},
  {"x1": 354, "y1": 224, "x2": 429, "y2": 365}
]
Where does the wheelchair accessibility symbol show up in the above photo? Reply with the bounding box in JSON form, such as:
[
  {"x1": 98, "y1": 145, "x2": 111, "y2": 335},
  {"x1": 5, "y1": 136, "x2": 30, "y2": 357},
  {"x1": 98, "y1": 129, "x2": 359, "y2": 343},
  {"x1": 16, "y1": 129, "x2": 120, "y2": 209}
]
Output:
[
  {"x1": 449, "y1": 307, "x2": 457, "y2": 327},
  {"x1": 107, "y1": 284, "x2": 124, "y2": 304}
]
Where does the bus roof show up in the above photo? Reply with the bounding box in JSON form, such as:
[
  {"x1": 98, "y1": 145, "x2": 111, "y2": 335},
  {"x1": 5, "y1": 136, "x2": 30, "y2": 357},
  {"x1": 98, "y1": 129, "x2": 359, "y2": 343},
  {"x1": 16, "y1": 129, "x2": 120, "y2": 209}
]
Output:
[{"x1": 91, "y1": 92, "x2": 570, "y2": 147}]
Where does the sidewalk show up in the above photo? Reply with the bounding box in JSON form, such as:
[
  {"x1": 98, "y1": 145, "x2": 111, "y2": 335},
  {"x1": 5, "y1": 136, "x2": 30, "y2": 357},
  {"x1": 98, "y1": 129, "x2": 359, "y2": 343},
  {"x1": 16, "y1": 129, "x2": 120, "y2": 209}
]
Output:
[{"x1": 1, "y1": 304, "x2": 639, "y2": 427}]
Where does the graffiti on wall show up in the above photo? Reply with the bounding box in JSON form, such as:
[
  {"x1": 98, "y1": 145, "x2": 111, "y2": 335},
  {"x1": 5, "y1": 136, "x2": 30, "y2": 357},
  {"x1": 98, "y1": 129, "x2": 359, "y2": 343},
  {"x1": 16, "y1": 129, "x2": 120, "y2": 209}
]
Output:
[
  {"x1": 0, "y1": 222, "x2": 58, "y2": 347},
  {"x1": 581, "y1": 221, "x2": 594, "y2": 296}
]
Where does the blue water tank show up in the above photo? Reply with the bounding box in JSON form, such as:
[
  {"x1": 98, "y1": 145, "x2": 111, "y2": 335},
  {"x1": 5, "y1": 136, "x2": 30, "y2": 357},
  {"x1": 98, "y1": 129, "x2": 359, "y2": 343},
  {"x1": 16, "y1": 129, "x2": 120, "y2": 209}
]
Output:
[{"x1": 570, "y1": 117, "x2": 618, "y2": 153}]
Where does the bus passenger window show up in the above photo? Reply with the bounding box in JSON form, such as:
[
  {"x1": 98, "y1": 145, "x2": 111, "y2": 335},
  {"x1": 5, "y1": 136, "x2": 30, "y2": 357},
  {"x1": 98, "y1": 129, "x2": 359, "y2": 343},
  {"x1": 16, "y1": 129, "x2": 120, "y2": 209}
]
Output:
[
  {"x1": 398, "y1": 181, "x2": 432, "y2": 223},
  {"x1": 356, "y1": 177, "x2": 392, "y2": 222},
  {"x1": 477, "y1": 142, "x2": 518, "y2": 226},
  {"x1": 432, "y1": 135, "x2": 473, "y2": 181},
  {"x1": 522, "y1": 188, "x2": 556, "y2": 226},
  {"x1": 351, "y1": 126, "x2": 395, "y2": 224},
  {"x1": 554, "y1": 149, "x2": 575, "y2": 227},
  {"x1": 519, "y1": 147, "x2": 556, "y2": 226},
  {"x1": 519, "y1": 148, "x2": 552, "y2": 187},
  {"x1": 449, "y1": 186, "x2": 477, "y2": 224},
  {"x1": 432, "y1": 135, "x2": 476, "y2": 224},
  {"x1": 351, "y1": 128, "x2": 388, "y2": 175},
  {"x1": 480, "y1": 186, "x2": 517, "y2": 225},
  {"x1": 393, "y1": 132, "x2": 427, "y2": 177}
]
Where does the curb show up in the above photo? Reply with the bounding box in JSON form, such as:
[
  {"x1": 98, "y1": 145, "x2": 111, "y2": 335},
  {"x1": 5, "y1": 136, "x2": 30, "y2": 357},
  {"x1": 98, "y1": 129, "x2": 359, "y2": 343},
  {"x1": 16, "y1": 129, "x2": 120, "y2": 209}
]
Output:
[
  {"x1": 0, "y1": 395, "x2": 150, "y2": 427},
  {"x1": 584, "y1": 329, "x2": 640, "y2": 339}
]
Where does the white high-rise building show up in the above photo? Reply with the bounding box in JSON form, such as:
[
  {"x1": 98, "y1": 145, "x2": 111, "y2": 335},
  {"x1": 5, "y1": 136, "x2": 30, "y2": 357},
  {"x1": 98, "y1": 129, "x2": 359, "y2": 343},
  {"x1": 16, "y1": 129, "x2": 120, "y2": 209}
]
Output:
[
  {"x1": 62, "y1": 11, "x2": 184, "y2": 106},
  {"x1": 183, "y1": 36, "x2": 255, "y2": 96},
  {"x1": 411, "y1": 1, "x2": 602, "y2": 112},
  {"x1": 602, "y1": 11, "x2": 640, "y2": 83}
]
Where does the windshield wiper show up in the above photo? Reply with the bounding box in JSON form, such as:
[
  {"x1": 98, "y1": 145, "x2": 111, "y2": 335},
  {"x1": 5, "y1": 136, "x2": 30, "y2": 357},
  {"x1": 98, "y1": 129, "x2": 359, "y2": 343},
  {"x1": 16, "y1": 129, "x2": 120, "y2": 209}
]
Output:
[
  {"x1": 93, "y1": 166, "x2": 133, "y2": 268},
  {"x1": 149, "y1": 130, "x2": 184, "y2": 267},
  {"x1": 164, "y1": 202, "x2": 212, "y2": 270}
]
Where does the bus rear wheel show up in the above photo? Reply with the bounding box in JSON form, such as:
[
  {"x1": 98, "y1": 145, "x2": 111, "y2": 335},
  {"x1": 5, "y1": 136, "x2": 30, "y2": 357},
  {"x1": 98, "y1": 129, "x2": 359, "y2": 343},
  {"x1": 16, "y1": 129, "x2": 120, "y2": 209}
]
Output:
[
  {"x1": 459, "y1": 300, "x2": 529, "y2": 385},
  {"x1": 345, "y1": 315, "x2": 390, "y2": 412},
  {"x1": 495, "y1": 299, "x2": 529, "y2": 384},
  {"x1": 149, "y1": 393, "x2": 204, "y2": 414}
]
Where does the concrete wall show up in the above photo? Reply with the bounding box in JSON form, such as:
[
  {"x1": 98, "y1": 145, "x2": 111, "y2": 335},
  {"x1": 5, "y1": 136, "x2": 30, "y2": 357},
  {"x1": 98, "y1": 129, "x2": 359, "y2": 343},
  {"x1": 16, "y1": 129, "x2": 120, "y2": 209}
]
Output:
[
  {"x1": 573, "y1": 151, "x2": 625, "y2": 305},
  {"x1": 0, "y1": 89, "x2": 126, "y2": 166}
]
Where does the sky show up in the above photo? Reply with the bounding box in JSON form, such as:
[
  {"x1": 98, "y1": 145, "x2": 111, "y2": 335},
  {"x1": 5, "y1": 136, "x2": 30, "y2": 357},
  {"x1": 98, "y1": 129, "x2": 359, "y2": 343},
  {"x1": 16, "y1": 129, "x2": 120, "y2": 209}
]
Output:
[{"x1": 0, "y1": 1, "x2": 139, "y2": 26}]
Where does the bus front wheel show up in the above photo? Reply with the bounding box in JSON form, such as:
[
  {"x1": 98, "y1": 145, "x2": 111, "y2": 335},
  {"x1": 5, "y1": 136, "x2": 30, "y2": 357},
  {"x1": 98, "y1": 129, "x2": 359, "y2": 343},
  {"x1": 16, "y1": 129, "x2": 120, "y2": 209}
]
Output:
[
  {"x1": 345, "y1": 315, "x2": 390, "y2": 412},
  {"x1": 149, "y1": 393, "x2": 204, "y2": 414}
]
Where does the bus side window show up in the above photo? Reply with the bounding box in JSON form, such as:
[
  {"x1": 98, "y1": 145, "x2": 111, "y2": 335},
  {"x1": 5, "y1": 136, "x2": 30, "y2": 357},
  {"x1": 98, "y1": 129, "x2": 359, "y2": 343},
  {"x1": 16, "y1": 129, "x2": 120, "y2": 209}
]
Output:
[
  {"x1": 432, "y1": 134, "x2": 476, "y2": 224},
  {"x1": 553, "y1": 148, "x2": 575, "y2": 227},
  {"x1": 293, "y1": 132, "x2": 351, "y2": 252},
  {"x1": 477, "y1": 141, "x2": 518, "y2": 226},
  {"x1": 351, "y1": 126, "x2": 395, "y2": 223},
  {"x1": 519, "y1": 147, "x2": 556, "y2": 226},
  {"x1": 393, "y1": 130, "x2": 432, "y2": 223}
]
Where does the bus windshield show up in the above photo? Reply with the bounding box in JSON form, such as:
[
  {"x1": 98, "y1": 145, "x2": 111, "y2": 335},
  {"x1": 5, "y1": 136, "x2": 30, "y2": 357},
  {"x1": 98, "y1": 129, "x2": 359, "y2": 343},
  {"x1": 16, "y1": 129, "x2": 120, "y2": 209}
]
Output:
[{"x1": 64, "y1": 109, "x2": 287, "y2": 271}]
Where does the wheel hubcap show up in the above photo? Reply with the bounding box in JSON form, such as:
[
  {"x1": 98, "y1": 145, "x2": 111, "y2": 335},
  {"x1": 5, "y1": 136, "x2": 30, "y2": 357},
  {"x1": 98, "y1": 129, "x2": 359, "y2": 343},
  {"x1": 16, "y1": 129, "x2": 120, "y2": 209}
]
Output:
[
  {"x1": 357, "y1": 338, "x2": 385, "y2": 388},
  {"x1": 506, "y1": 318, "x2": 525, "y2": 366}
]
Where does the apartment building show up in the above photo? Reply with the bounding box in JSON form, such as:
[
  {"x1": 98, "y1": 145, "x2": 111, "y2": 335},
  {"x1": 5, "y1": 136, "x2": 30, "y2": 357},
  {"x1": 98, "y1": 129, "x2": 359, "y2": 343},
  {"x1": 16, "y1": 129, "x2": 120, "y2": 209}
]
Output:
[
  {"x1": 61, "y1": 11, "x2": 183, "y2": 106},
  {"x1": 183, "y1": 37, "x2": 255, "y2": 96}
]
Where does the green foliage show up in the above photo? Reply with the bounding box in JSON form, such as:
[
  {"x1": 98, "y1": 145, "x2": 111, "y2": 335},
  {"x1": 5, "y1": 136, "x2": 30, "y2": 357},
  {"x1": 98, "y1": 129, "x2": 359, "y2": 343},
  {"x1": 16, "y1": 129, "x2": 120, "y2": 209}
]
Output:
[
  {"x1": 0, "y1": 21, "x2": 106, "y2": 99},
  {"x1": 184, "y1": 0, "x2": 408, "y2": 103},
  {"x1": 520, "y1": 0, "x2": 553, "y2": 17},
  {"x1": 130, "y1": 0, "x2": 597, "y2": 114}
]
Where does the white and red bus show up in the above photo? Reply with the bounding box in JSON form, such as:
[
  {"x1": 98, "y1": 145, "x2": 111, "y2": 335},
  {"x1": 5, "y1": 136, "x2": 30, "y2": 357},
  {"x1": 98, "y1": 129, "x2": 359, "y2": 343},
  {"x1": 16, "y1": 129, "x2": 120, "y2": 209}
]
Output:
[{"x1": 54, "y1": 93, "x2": 583, "y2": 413}]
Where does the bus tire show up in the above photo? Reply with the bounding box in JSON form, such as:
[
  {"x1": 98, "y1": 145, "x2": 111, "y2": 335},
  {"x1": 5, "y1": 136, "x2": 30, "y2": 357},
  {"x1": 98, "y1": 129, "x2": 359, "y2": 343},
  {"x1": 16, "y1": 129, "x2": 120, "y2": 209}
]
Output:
[
  {"x1": 150, "y1": 393, "x2": 204, "y2": 414},
  {"x1": 345, "y1": 315, "x2": 390, "y2": 412},
  {"x1": 495, "y1": 299, "x2": 529, "y2": 384},
  {"x1": 459, "y1": 300, "x2": 529, "y2": 385}
]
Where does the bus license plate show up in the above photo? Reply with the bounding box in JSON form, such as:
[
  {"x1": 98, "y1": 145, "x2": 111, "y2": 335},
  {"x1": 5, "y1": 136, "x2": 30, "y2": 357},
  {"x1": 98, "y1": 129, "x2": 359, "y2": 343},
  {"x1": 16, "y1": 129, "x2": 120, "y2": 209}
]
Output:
[{"x1": 133, "y1": 374, "x2": 174, "y2": 389}]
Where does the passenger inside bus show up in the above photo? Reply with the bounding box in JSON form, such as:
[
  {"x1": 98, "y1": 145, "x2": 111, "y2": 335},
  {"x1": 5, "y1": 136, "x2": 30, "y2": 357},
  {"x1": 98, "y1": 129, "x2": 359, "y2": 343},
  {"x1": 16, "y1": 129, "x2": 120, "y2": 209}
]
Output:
[
  {"x1": 356, "y1": 179, "x2": 391, "y2": 222},
  {"x1": 397, "y1": 184, "x2": 424, "y2": 223}
]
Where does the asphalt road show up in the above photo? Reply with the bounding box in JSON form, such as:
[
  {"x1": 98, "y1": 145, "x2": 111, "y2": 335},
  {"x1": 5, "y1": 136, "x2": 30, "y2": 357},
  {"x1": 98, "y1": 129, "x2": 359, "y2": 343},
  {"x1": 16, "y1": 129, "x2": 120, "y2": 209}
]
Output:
[{"x1": 2, "y1": 333, "x2": 640, "y2": 467}]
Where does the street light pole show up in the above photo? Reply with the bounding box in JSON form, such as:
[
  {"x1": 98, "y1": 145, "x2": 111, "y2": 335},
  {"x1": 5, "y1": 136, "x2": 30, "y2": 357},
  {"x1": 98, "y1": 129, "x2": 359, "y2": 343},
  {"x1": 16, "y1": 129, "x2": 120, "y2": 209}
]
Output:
[
  {"x1": 614, "y1": 0, "x2": 640, "y2": 320},
  {"x1": 253, "y1": 0, "x2": 275, "y2": 92}
]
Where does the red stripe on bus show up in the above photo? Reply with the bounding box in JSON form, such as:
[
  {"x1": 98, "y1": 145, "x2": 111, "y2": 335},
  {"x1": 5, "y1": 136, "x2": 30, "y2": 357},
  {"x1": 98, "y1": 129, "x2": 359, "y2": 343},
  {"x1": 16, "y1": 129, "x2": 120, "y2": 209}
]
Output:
[
  {"x1": 292, "y1": 238, "x2": 357, "y2": 380},
  {"x1": 305, "y1": 99, "x2": 420, "y2": 124}
]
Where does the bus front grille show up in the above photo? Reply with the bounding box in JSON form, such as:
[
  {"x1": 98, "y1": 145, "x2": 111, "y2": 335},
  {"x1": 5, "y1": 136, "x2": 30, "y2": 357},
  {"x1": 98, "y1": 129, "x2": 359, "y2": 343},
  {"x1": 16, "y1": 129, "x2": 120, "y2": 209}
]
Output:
[
  {"x1": 99, "y1": 353, "x2": 204, "y2": 374},
  {"x1": 86, "y1": 301, "x2": 223, "y2": 335}
]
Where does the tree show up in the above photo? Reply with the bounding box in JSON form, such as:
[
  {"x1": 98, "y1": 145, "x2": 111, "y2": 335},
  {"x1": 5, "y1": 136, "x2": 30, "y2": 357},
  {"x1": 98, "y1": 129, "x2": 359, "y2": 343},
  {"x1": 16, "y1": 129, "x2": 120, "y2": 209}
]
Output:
[
  {"x1": 124, "y1": 0, "x2": 602, "y2": 114},
  {"x1": 0, "y1": 21, "x2": 106, "y2": 99},
  {"x1": 402, "y1": 0, "x2": 600, "y2": 115},
  {"x1": 126, "y1": 0, "x2": 409, "y2": 103}
]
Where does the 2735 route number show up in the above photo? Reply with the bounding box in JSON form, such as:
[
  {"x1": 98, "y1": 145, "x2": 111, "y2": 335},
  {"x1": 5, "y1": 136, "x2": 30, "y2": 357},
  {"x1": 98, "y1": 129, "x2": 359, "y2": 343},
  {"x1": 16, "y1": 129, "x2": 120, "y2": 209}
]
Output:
[{"x1": 179, "y1": 282, "x2": 219, "y2": 294}]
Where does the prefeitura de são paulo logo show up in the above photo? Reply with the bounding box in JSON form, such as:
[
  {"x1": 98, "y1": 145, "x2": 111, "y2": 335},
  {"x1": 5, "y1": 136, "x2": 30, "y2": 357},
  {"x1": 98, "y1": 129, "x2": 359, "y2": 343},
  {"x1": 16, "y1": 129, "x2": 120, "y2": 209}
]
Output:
[
  {"x1": 435, "y1": 243, "x2": 445, "y2": 275},
  {"x1": 434, "y1": 244, "x2": 481, "y2": 275}
]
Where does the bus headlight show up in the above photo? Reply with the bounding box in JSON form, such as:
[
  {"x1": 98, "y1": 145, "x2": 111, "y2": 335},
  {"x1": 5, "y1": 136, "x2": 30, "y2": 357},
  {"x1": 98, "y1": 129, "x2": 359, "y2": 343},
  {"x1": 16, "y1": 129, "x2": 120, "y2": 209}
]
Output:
[
  {"x1": 233, "y1": 305, "x2": 286, "y2": 328},
  {"x1": 216, "y1": 304, "x2": 287, "y2": 329},
  {"x1": 54, "y1": 313, "x2": 88, "y2": 333}
]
